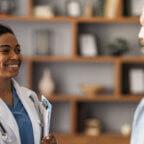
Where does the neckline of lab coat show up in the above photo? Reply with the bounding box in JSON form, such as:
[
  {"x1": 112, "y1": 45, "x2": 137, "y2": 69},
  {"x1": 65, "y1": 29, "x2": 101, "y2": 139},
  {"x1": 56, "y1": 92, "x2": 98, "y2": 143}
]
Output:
[
  {"x1": 0, "y1": 79, "x2": 41, "y2": 144},
  {"x1": 12, "y1": 79, "x2": 41, "y2": 144},
  {"x1": 0, "y1": 88, "x2": 21, "y2": 144}
]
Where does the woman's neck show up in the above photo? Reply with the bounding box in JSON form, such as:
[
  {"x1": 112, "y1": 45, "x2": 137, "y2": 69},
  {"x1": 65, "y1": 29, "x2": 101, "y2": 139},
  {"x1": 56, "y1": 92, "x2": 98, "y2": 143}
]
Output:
[
  {"x1": 0, "y1": 78, "x2": 12, "y2": 93},
  {"x1": 0, "y1": 78, "x2": 13, "y2": 106}
]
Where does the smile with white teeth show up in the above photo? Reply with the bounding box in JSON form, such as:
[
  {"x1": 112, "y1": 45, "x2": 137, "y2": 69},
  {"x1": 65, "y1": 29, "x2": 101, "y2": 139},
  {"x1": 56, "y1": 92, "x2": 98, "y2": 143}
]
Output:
[{"x1": 8, "y1": 64, "x2": 19, "y2": 68}]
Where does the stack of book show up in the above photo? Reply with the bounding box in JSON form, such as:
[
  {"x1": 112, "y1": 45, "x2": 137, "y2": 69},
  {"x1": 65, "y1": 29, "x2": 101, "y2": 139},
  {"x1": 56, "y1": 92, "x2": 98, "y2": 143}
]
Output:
[{"x1": 95, "y1": 0, "x2": 121, "y2": 18}]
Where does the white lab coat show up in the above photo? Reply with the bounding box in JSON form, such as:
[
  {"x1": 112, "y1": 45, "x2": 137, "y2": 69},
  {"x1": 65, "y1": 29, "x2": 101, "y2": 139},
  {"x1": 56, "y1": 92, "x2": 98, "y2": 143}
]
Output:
[
  {"x1": 131, "y1": 98, "x2": 144, "y2": 144},
  {"x1": 0, "y1": 79, "x2": 42, "y2": 144}
]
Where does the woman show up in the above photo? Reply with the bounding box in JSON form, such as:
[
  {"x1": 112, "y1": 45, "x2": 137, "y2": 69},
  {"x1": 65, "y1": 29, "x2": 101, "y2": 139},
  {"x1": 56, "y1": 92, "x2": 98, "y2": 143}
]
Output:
[
  {"x1": 131, "y1": 8, "x2": 144, "y2": 144},
  {"x1": 0, "y1": 24, "x2": 57, "y2": 144}
]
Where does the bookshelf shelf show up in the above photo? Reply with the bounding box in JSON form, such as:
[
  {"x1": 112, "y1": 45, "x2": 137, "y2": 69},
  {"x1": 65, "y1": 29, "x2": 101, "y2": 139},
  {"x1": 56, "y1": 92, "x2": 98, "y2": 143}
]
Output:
[
  {"x1": 76, "y1": 16, "x2": 139, "y2": 24},
  {"x1": 55, "y1": 133, "x2": 130, "y2": 144},
  {"x1": 32, "y1": 56, "x2": 73, "y2": 62},
  {"x1": 0, "y1": 15, "x2": 73, "y2": 22},
  {"x1": 48, "y1": 95, "x2": 141, "y2": 103},
  {"x1": 0, "y1": 15, "x2": 139, "y2": 24},
  {"x1": 119, "y1": 56, "x2": 144, "y2": 63}
]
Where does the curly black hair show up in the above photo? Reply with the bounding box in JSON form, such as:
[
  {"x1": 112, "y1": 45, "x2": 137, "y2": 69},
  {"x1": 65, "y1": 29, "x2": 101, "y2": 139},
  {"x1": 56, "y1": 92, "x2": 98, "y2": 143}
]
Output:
[{"x1": 0, "y1": 24, "x2": 14, "y2": 36}]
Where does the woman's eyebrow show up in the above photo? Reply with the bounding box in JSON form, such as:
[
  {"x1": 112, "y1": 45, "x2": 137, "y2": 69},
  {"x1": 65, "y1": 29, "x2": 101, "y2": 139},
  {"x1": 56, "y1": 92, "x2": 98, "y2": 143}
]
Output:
[{"x1": 0, "y1": 44, "x2": 20, "y2": 48}]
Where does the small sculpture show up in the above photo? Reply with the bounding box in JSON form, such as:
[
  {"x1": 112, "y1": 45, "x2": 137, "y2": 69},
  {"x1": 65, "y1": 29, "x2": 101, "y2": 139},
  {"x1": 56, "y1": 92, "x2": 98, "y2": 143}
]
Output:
[
  {"x1": 84, "y1": 118, "x2": 102, "y2": 136},
  {"x1": 120, "y1": 123, "x2": 131, "y2": 136},
  {"x1": 38, "y1": 69, "x2": 55, "y2": 97},
  {"x1": 107, "y1": 38, "x2": 129, "y2": 56}
]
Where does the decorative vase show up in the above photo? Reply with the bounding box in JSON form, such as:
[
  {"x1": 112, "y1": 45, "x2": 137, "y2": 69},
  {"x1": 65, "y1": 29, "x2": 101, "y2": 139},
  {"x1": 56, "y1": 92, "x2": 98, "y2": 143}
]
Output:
[
  {"x1": 66, "y1": 0, "x2": 81, "y2": 17},
  {"x1": 38, "y1": 69, "x2": 55, "y2": 97}
]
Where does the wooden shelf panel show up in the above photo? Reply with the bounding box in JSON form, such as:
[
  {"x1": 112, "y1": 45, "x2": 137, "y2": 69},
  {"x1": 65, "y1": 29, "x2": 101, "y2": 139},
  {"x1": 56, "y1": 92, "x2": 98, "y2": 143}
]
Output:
[
  {"x1": 0, "y1": 16, "x2": 74, "y2": 22},
  {"x1": 0, "y1": 15, "x2": 139, "y2": 24},
  {"x1": 119, "y1": 56, "x2": 144, "y2": 63},
  {"x1": 48, "y1": 95, "x2": 141, "y2": 102},
  {"x1": 76, "y1": 16, "x2": 139, "y2": 24},
  {"x1": 73, "y1": 56, "x2": 117, "y2": 63},
  {"x1": 48, "y1": 95, "x2": 76, "y2": 102},
  {"x1": 55, "y1": 133, "x2": 130, "y2": 144},
  {"x1": 30, "y1": 55, "x2": 117, "y2": 63},
  {"x1": 31, "y1": 56, "x2": 72, "y2": 62},
  {"x1": 121, "y1": 95, "x2": 143, "y2": 101},
  {"x1": 76, "y1": 96, "x2": 141, "y2": 102}
]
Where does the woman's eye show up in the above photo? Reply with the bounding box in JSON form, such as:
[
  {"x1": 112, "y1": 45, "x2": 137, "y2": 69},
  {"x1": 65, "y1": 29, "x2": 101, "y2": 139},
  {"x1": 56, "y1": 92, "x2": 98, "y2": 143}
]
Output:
[
  {"x1": 0, "y1": 49, "x2": 10, "y2": 54},
  {"x1": 0, "y1": 45, "x2": 21, "y2": 54},
  {"x1": 0, "y1": 45, "x2": 10, "y2": 54},
  {"x1": 15, "y1": 48, "x2": 21, "y2": 54}
]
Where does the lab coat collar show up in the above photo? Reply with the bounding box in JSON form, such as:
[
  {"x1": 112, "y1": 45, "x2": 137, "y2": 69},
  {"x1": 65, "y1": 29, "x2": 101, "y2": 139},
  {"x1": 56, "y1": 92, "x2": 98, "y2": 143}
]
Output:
[
  {"x1": 12, "y1": 79, "x2": 41, "y2": 144},
  {"x1": 0, "y1": 79, "x2": 42, "y2": 144},
  {"x1": 0, "y1": 99, "x2": 21, "y2": 144}
]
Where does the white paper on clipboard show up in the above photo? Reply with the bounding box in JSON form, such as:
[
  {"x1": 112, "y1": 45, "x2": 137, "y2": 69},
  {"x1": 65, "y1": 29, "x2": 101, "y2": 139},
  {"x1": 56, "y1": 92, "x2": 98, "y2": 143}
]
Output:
[{"x1": 41, "y1": 95, "x2": 52, "y2": 137}]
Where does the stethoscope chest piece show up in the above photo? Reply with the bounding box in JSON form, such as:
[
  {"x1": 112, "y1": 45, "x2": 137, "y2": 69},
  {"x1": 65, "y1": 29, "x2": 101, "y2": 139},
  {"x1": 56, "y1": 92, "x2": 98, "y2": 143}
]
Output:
[{"x1": 1, "y1": 133, "x2": 8, "y2": 142}]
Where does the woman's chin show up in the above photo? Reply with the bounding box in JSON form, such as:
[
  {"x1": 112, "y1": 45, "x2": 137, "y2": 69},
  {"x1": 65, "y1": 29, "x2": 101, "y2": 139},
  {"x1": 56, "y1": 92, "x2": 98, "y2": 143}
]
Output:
[{"x1": 0, "y1": 72, "x2": 19, "y2": 79}]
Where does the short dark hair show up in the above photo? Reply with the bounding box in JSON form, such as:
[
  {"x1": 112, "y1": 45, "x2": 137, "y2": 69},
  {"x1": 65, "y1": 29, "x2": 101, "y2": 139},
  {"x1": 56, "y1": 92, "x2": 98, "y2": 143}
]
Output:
[{"x1": 0, "y1": 24, "x2": 14, "y2": 36}]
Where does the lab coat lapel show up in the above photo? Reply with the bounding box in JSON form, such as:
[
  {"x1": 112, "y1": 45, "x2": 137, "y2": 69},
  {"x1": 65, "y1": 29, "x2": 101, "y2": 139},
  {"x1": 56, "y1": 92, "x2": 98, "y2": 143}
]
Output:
[
  {"x1": 0, "y1": 99, "x2": 21, "y2": 144},
  {"x1": 12, "y1": 79, "x2": 41, "y2": 144}
]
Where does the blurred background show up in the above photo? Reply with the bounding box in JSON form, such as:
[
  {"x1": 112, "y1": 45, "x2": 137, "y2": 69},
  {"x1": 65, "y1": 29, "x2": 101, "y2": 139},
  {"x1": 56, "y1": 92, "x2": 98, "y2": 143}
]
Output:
[{"x1": 1, "y1": 0, "x2": 144, "y2": 143}]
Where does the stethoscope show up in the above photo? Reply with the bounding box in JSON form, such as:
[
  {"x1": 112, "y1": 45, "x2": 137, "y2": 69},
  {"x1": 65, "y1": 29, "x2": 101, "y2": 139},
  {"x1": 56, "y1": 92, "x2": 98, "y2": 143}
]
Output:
[
  {"x1": 0, "y1": 121, "x2": 17, "y2": 144},
  {"x1": 0, "y1": 121, "x2": 8, "y2": 143}
]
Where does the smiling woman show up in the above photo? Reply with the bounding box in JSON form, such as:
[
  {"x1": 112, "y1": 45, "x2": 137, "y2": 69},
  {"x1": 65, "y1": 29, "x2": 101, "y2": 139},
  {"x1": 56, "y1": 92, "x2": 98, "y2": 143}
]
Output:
[
  {"x1": 0, "y1": 33, "x2": 22, "y2": 78},
  {"x1": 0, "y1": 24, "x2": 57, "y2": 144}
]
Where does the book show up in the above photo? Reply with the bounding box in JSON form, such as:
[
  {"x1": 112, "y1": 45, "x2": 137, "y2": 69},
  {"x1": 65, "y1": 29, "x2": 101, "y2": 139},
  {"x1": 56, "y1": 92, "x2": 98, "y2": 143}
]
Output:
[
  {"x1": 95, "y1": 0, "x2": 105, "y2": 16},
  {"x1": 34, "y1": 30, "x2": 51, "y2": 55},
  {"x1": 104, "y1": 0, "x2": 120, "y2": 18}
]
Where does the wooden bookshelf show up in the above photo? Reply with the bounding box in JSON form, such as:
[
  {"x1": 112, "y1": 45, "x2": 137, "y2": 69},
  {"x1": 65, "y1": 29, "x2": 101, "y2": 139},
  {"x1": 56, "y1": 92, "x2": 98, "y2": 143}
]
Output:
[{"x1": 1, "y1": 0, "x2": 142, "y2": 143}]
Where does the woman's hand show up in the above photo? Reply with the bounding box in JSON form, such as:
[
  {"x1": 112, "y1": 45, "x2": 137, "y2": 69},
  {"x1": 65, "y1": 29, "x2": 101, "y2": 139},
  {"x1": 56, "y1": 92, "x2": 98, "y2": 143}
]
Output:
[{"x1": 41, "y1": 134, "x2": 57, "y2": 144}]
